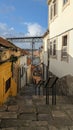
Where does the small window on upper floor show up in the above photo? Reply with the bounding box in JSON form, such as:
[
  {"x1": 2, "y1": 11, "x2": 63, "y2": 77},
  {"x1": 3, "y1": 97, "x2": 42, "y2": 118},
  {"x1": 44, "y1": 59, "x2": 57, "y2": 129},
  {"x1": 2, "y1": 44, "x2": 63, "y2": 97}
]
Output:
[
  {"x1": 63, "y1": 0, "x2": 68, "y2": 5},
  {"x1": 53, "y1": 0, "x2": 57, "y2": 17},
  {"x1": 63, "y1": 0, "x2": 70, "y2": 9},
  {"x1": 50, "y1": 0, "x2": 57, "y2": 21},
  {"x1": 50, "y1": 5, "x2": 53, "y2": 20}
]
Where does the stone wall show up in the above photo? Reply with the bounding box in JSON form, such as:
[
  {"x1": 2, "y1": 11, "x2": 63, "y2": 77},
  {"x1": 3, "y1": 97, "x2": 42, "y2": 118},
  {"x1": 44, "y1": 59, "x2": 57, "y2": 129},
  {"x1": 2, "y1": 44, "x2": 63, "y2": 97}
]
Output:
[{"x1": 56, "y1": 75, "x2": 73, "y2": 96}]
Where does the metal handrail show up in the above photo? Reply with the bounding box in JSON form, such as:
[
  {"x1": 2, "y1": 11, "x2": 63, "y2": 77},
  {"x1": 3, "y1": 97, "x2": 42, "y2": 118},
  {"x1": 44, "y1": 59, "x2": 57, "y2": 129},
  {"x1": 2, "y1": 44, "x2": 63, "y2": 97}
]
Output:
[
  {"x1": 34, "y1": 75, "x2": 58, "y2": 105},
  {"x1": 45, "y1": 76, "x2": 58, "y2": 105}
]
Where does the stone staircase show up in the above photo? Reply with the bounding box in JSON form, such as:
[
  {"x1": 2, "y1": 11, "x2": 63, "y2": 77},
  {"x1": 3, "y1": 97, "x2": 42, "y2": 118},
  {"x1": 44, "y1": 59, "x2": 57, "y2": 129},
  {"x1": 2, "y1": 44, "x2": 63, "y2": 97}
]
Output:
[{"x1": 0, "y1": 84, "x2": 73, "y2": 130}]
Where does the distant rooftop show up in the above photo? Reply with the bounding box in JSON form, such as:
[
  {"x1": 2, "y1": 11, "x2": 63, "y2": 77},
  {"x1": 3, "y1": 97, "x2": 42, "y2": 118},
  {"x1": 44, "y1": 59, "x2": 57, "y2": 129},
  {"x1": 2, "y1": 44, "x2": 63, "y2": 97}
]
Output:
[{"x1": 0, "y1": 37, "x2": 17, "y2": 49}]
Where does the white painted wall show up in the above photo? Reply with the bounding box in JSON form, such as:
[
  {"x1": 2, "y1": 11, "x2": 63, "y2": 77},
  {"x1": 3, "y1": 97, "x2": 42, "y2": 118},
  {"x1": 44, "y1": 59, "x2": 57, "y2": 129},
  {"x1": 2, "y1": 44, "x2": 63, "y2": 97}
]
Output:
[
  {"x1": 43, "y1": 34, "x2": 49, "y2": 52},
  {"x1": 43, "y1": 33, "x2": 49, "y2": 80},
  {"x1": 27, "y1": 64, "x2": 32, "y2": 84},
  {"x1": 48, "y1": 0, "x2": 73, "y2": 77},
  {"x1": 43, "y1": 34, "x2": 49, "y2": 65},
  {"x1": 20, "y1": 56, "x2": 27, "y2": 88},
  {"x1": 49, "y1": 0, "x2": 73, "y2": 38}
]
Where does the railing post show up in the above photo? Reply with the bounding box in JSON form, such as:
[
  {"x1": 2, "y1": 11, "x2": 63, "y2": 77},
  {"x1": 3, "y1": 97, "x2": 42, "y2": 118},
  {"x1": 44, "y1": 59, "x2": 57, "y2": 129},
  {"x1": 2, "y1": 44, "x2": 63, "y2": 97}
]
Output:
[
  {"x1": 46, "y1": 85, "x2": 49, "y2": 104},
  {"x1": 52, "y1": 84, "x2": 56, "y2": 105},
  {"x1": 38, "y1": 86, "x2": 40, "y2": 95},
  {"x1": 43, "y1": 87, "x2": 45, "y2": 95}
]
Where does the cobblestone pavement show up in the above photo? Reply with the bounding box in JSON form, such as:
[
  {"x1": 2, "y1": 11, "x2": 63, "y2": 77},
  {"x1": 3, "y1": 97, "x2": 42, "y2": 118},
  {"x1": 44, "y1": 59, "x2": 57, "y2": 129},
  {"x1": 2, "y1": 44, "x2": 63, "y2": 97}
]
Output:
[{"x1": 0, "y1": 84, "x2": 73, "y2": 130}]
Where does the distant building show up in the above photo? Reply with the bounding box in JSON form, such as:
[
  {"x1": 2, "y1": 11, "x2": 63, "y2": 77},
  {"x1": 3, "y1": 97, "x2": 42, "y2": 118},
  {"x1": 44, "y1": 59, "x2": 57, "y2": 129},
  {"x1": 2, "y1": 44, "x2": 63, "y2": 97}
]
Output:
[{"x1": 48, "y1": 0, "x2": 73, "y2": 77}]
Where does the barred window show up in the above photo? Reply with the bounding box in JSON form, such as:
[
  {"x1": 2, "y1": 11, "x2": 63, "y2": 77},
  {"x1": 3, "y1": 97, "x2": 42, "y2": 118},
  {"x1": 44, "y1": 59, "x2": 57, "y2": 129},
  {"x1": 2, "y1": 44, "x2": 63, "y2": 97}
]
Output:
[
  {"x1": 53, "y1": 40, "x2": 56, "y2": 56},
  {"x1": 61, "y1": 35, "x2": 68, "y2": 60},
  {"x1": 50, "y1": 39, "x2": 57, "y2": 57}
]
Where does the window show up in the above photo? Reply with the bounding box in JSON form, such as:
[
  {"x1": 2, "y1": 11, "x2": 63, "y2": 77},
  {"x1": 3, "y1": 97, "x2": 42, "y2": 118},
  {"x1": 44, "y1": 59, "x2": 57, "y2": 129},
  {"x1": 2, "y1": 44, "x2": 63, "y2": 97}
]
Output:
[
  {"x1": 53, "y1": 0, "x2": 57, "y2": 16},
  {"x1": 53, "y1": 40, "x2": 56, "y2": 56},
  {"x1": 50, "y1": 39, "x2": 57, "y2": 58},
  {"x1": 63, "y1": 0, "x2": 68, "y2": 5},
  {"x1": 50, "y1": 5, "x2": 53, "y2": 20},
  {"x1": 61, "y1": 35, "x2": 68, "y2": 60},
  {"x1": 50, "y1": 42, "x2": 52, "y2": 55},
  {"x1": 50, "y1": 0, "x2": 57, "y2": 21},
  {"x1": 5, "y1": 78, "x2": 11, "y2": 93},
  {"x1": 63, "y1": 0, "x2": 69, "y2": 9}
]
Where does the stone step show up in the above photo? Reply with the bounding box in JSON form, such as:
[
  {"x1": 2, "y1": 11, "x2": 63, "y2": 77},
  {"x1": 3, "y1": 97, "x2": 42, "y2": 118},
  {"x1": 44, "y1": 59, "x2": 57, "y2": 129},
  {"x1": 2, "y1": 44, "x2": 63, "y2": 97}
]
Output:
[
  {"x1": 0, "y1": 112, "x2": 17, "y2": 119},
  {"x1": 1, "y1": 120, "x2": 49, "y2": 128},
  {"x1": 36, "y1": 105, "x2": 51, "y2": 114},
  {"x1": 8, "y1": 105, "x2": 18, "y2": 112},
  {"x1": 1, "y1": 126, "x2": 72, "y2": 130},
  {"x1": 18, "y1": 105, "x2": 36, "y2": 114},
  {"x1": 18, "y1": 113, "x2": 36, "y2": 120},
  {"x1": 1, "y1": 127, "x2": 48, "y2": 130},
  {"x1": 1, "y1": 120, "x2": 31, "y2": 128},
  {"x1": 1, "y1": 128, "x2": 17, "y2": 130}
]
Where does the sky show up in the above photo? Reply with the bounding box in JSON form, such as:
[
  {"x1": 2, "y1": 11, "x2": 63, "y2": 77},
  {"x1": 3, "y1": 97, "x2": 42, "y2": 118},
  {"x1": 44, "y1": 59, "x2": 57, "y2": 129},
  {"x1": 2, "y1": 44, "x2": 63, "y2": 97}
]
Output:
[{"x1": 0, "y1": 0, "x2": 48, "y2": 48}]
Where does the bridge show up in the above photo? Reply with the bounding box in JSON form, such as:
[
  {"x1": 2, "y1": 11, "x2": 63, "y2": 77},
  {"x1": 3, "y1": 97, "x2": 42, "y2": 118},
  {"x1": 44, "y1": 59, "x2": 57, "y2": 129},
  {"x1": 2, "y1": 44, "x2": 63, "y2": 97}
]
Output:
[
  {"x1": 6, "y1": 36, "x2": 43, "y2": 43},
  {"x1": 6, "y1": 36, "x2": 43, "y2": 64}
]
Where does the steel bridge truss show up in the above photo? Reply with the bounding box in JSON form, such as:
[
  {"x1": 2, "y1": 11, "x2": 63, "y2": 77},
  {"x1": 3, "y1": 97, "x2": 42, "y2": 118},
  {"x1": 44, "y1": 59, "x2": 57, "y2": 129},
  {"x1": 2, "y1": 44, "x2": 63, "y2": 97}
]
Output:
[
  {"x1": 6, "y1": 36, "x2": 43, "y2": 64},
  {"x1": 6, "y1": 36, "x2": 43, "y2": 43}
]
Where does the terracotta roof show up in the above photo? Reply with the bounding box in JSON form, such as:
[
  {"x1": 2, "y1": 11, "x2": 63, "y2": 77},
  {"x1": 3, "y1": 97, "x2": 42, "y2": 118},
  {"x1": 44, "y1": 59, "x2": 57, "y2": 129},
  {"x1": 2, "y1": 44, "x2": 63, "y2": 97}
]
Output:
[
  {"x1": 0, "y1": 37, "x2": 17, "y2": 48},
  {"x1": 20, "y1": 49, "x2": 29, "y2": 55}
]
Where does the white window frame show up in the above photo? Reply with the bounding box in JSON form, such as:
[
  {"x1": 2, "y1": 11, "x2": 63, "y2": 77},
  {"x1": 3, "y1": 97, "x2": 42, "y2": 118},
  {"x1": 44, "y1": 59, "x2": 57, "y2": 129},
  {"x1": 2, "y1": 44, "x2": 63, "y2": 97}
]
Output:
[
  {"x1": 50, "y1": 4, "x2": 53, "y2": 21},
  {"x1": 62, "y1": 0, "x2": 70, "y2": 10},
  {"x1": 61, "y1": 33, "x2": 69, "y2": 61},
  {"x1": 53, "y1": 40, "x2": 57, "y2": 56},
  {"x1": 63, "y1": 0, "x2": 68, "y2": 5},
  {"x1": 50, "y1": 39, "x2": 57, "y2": 58},
  {"x1": 53, "y1": 0, "x2": 57, "y2": 17},
  {"x1": 49, "y1": 0, "x2": 57, "y2": 22}
]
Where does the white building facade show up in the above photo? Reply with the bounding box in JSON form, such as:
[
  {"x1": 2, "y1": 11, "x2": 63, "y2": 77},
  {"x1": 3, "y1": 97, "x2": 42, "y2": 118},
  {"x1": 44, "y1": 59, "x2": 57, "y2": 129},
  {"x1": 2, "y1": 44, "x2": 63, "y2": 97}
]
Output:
[
  {"x1": 19, "y1": 55, "x2": 27, "y2": 88},
  {"x1": 48, "y1": 0, "x2": 73, "y2": 77},
  {"x1": 43, "y1": 30, "x2": 49, "y2": 80}
]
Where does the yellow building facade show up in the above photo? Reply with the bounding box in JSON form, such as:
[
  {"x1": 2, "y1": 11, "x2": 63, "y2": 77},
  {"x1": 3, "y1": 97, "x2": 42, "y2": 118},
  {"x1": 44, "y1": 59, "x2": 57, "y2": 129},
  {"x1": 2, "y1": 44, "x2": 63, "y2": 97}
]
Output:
[{"x1": 0, "y1": 62, "x2": 17, "y2": 105}]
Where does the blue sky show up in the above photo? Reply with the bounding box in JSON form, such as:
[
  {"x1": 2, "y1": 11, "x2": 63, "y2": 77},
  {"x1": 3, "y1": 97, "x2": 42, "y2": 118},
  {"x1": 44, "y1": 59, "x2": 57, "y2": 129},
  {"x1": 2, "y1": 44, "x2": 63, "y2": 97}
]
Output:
[{"x1": 0, "y1": 0, "x2": 48, "y2": 38}]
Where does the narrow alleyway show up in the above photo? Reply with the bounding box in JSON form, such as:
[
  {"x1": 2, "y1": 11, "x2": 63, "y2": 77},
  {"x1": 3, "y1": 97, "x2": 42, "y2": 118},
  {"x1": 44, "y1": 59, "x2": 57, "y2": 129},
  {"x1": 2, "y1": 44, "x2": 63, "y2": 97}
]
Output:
[{"x1": 0, "y1": 84, "x2": 73, "y2": 130}]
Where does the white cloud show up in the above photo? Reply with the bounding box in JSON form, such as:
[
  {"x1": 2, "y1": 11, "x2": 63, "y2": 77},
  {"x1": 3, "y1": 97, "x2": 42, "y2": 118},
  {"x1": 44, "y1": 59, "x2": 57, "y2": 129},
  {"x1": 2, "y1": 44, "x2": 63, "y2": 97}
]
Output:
[
  {"x1": 0, "y1": 4, "x2": 15, "y2": 14},
  {"x1": 0, "y1": 22, "x2": 44, "y2": 49},
  {"x1": 23, "y1": 22, "x2": 45, "y2": 36},
  {"x1": 0, "y1": 22, "x2": 46, "y2": 38},
  {"x1": 0, "y1": 23, "x2": 15, "y2": 37}
]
